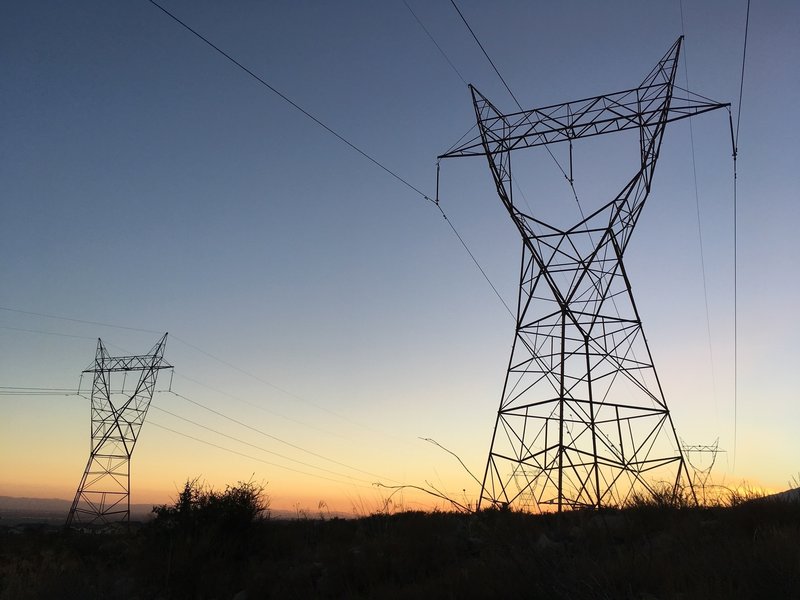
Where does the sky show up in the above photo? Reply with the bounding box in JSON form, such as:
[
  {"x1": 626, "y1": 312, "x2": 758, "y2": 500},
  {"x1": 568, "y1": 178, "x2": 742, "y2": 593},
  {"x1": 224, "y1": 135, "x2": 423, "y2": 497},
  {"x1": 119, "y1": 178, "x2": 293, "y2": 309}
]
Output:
[{"x1": 1, "y1": 0, "x2": 798, "y2": 514}]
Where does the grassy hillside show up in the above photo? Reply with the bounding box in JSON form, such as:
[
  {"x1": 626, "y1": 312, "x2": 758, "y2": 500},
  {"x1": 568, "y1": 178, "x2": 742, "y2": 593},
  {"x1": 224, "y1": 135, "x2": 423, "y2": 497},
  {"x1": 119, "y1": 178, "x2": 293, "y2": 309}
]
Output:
[{"x1": 1, "y1": 496, "x2": 798, "y2": 599}]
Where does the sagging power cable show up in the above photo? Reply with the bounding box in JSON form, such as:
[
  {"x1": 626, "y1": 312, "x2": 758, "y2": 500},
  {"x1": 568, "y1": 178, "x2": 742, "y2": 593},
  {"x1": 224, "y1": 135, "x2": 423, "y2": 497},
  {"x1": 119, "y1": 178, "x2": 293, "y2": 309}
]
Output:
[
  {"x1": 731, "y1": 0, "x2": 751, "y2": 469},
  {"x1": 148, "y1": 420, "x2": 376, "y2": 490},
  {"x1": 150, "y1": 403, "x2": 376, "y2": 485},
  {"x1": 148, "y1": 0, "x2": 513, "y2": 320},
  {"x1": 148, "y1": 0, "x2": 434, "y2": 205},
  {"x1": 679, "y1": 0, "x2": 719, "y2": 418},
  {"x1": 401, "y1": 0, "x2": 467, "y2": 86},
  {"x1": 448, "y1": 0, "x2": 587, "y2": 220},
  {"x1": 168, "y1": 390, "x2": 400, "y2": 484}
]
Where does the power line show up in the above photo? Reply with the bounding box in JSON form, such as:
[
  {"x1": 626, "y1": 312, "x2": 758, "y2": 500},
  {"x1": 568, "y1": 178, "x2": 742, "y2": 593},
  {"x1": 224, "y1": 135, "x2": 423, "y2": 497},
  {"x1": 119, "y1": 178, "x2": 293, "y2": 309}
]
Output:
[
  {"x1": 2, "y1": 308, "x2": 441, "y2": 469},
  {"x1": 15, "y1": 386, "x2": 387, "y2": 490},
  {"x1": 173, "y1": 370, "x2": 344, "y2": 439},
  {"x1": 170, "y1": 335, "x2": 424, "y2": 446},
  {"x1": 398, "y1": 1, "x2": 520, "y2": 315},
  {"x1": 0, "y1": 386, "x2": 80, "y2": 396},
  {"x1": 169, "y1": 334, "x2": 372, "y2": 433},
  {"x1": 149, "y1": 402, "x2": 376, "y2": 485},
  {"x1": 0, "y1": 325, "x2": 99, "y2": 341},
  {"x1": 448, "y1": 0, "x2": 520, "y2": 109},
  {"x1": 5, "y1": 5, "x2": 517, "y2": 491},
  {"x1": 0, "y1": 386, "x2": 77, "y2": 391},
  {"x1": 732, "y1": 0, "x2": 750, "y2": 469},
  {"x1": 1, "y1": 305, "x2": 399, "y2": 442},
  {"x1": 0, "y1": 387, "x2": 164, "y2": 396},
  {"x1": 407, "y1": 0, "x2": 572, "y2": 314},
  {"x1": 402, "y1": 0, "x2": 467, "y2": 86},
  {"x1": 735, "y1": 0, "x2": 751, "y2": 149},
  {"x1": 10, "y1": 382, "x2": 392, "y2": 488},
  {"x1": 448, "y1": 0, "x2": 584, "y2": 220},
  {"x1": 147, "y1": 0, "x2": 434, "y2": 205},
  {"x1": 433, "y1": 182, "x2": 515, "y2": 319},
  {"x1": 148, "y1": 420, "x2": 376, "y2": 490},
  {"x1": 0, "y1": 305, "x2": 161, "y2": 334},
  {"x1": 146, "y1": 2, "x2": 515, "y2": 326},
  {"x1": 28, "y1": 378, "x2": 399, "y2": 486},
  {"x1": 408, "y1": 1, "x2": 548, "y2": 317},
  {"x1": 168, "y1": 390, "x2": 400, "y2": 484},
  {"x1": 679, "y1": 0, "x2": 718, "y2": 420},
  {"x1": 442, "y1": 0, "x2": 635, "y2": 352}
]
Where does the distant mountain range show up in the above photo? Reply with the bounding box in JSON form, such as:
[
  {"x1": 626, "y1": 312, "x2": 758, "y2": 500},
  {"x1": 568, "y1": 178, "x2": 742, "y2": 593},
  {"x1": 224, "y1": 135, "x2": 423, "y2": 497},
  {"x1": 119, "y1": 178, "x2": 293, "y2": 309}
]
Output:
[
  {"x1": 0, "y1": 495, "x2": 155, "y2": 515},
  {"x1": 0, "y1": 495, "x2": 156, "y2": 526},
  {"x1": 0, "y1": 496, "x2": 339, "y2": 524}
]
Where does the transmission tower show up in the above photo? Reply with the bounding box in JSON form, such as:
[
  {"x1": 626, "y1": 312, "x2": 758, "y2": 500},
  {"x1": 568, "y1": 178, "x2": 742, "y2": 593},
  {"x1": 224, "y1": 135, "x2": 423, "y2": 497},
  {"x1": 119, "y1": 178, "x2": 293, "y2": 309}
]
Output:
[
  {"x1": 681, "y1": 438, "x2": 724, "y2": 505},
  {"x1": 66, "y1": 333, "x2": 172, "y2": 528},
  {"x1": 439, "y1": 38, "x2": 729, "y2": 511}
]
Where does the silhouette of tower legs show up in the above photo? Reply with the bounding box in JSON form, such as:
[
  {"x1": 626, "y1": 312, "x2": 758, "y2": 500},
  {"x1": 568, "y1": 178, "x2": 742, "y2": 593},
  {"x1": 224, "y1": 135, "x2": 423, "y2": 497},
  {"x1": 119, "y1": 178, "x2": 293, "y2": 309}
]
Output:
[
  {"x1": 479, "y1": 214, "x2": 690, "y2": 511},
  {"x1": 66, "y1": 333, "x2": 171, "y2": 528}
]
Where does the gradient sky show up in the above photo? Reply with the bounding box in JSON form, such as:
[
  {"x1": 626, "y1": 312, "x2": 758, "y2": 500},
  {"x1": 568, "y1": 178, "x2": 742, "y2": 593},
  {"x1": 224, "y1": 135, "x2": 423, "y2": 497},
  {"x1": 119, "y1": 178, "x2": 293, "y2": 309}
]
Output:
[{"x1": 2, "y1": 0, "x2": 798, "y2": 514}]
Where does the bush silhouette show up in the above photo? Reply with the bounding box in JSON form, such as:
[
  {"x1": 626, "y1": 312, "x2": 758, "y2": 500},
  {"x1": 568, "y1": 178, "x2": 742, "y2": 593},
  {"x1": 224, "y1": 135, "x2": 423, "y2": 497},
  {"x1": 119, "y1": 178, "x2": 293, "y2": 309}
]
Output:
[{"x1": 152, "y1": 477, "x2": 269, "y2": 532}]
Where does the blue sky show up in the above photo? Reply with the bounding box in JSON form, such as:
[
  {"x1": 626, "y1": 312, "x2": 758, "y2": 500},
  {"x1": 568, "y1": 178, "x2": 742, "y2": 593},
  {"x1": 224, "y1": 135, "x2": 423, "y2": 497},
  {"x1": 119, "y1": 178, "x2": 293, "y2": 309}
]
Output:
[{"x1": 1, "y1": 0, "x2": 797, "y2": 511}]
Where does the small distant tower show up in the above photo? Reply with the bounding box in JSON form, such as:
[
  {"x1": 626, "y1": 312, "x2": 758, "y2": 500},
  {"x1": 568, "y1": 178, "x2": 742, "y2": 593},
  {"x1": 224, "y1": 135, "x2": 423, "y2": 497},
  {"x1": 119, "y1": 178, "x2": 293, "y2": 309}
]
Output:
[
  {"x1": 439, "y1": 38, "x2": 729, "y2": 511},
  {"x1": 66, "y1": 333, "x2": 172, "y2": 528},
  {"x1": 681, "y1": 438, "x2": 724, "y2": 505}
]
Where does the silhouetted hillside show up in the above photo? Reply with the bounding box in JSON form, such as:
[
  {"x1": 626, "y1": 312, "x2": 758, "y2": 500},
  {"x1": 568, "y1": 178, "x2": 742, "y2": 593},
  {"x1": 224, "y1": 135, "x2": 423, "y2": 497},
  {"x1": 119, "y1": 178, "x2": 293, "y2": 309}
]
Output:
[{"x1": 1, "y1": 500, "x2": 798, "y2": 599}]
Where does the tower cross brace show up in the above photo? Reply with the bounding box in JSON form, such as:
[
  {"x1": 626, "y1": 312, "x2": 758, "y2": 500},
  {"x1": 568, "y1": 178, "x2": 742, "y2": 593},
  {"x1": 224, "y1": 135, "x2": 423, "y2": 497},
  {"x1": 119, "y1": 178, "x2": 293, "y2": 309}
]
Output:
[
  {"x1": 66, "y1": 333, "x2": 172, "y2": 528},
  {"x1": 439, "y1": 37, "x2": 729, "y2": 511}
]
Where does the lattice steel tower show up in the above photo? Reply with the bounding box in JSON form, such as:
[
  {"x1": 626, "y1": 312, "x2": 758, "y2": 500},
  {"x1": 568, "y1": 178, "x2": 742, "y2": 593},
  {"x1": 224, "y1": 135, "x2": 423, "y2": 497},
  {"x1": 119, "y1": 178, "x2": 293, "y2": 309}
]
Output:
[
  {"x1": 66, "y1": 333, "x2": 172, "y2": 528},
  {"x1": 439, "y1": 38, "x2": 729, "y2": 511}
]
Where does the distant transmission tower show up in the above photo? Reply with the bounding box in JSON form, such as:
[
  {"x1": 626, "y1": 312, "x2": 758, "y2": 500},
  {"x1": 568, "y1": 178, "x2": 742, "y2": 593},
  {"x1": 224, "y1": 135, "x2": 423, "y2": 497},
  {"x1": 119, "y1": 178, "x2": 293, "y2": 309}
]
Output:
[
  {"x1": 681, "y1": 438, "x2": 724, "y2": 505},
  {"x1": 66, "y1": 333, "x2": 172, "y2": 528},
  {"x1": 439, "y1": 38, "x2": 729, "y2": 511}
]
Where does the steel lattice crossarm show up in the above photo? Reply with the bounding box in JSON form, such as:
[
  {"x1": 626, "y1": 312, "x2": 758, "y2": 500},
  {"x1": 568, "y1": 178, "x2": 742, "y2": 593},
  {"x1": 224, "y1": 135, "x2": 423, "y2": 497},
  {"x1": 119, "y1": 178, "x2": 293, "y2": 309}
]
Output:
[
  {"x1": 440, "y1": 38, "x2": 729, "y2": 159},
  {"x1": 82, "y1": 353, "x2": 172, "y2": 373}
]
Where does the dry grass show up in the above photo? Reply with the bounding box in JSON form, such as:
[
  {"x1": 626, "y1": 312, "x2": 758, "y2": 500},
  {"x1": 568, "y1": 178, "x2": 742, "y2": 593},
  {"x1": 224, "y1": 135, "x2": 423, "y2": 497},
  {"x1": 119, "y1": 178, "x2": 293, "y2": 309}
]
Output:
[{"x1": 1, "y1": 490, "x2": 797, "y2": 599}]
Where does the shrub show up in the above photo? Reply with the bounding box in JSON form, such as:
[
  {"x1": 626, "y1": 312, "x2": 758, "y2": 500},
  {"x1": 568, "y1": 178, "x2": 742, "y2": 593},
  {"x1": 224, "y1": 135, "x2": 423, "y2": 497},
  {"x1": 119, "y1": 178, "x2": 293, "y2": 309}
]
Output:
[{"x1": 152, "y1": 477, "x2": 269, "y2": 532}]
